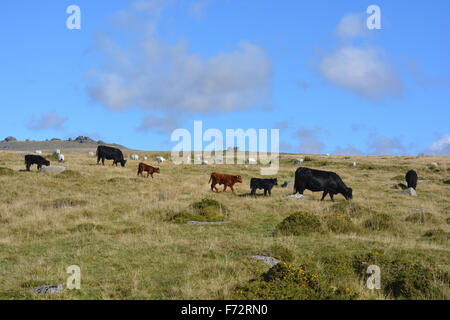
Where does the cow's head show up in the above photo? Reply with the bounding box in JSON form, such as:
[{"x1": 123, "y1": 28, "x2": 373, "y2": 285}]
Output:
[
  {"x1": 272, "y1": 178, "x2": 278, "y2": 186},
  {"x1": 120, "y1": 159, "x2": 127, "y2": 167},
  {"x1": 344, "y1": 188, "x2": 353, "y2": 200},
  {"x1": 44, "y1": 160, "x2": 50, "y2": 166},
  {"x1": 155, "y1": 167, "x2": 160, "y2": 173},
  {"x1": 234, "y1": 175, "x2": 242, "y2": 183}
]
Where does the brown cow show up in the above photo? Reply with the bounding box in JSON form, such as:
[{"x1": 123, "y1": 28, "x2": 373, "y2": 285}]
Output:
[
  {"x1": 137, "y1": 162, "x2": 160, "y2": 178},
  {"x1": 209, "y1": 172, "x2": 242, "y2": 194}
]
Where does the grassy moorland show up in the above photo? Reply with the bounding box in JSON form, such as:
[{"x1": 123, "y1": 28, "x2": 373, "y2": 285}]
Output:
[{"x1": 0, "y1": 150, "x2": 449, "y2": 300}]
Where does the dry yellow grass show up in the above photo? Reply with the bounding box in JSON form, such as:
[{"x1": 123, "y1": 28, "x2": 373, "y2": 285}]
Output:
[{"x1": 0, "y1": 150, "x2": 449, "y2": 299}]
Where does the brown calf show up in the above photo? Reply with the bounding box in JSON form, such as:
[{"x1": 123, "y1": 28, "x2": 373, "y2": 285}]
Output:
[
  {"x1": 137, "y1": 162, "x2": 160, "y2": 178},
  {"x1": 209, "y1": 172, "x2": 242, "y2": 194}
]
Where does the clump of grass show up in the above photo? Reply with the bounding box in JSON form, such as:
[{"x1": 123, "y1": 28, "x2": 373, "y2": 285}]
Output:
[
  {"x1": 363, "y1": 213, "x2": 395, "y2": 231},
  {"x1": 42, "y1": 198, "x2": 88, "y2": 209},
  {"x1": 269, "y1": 244, "x2": 294, "y2": 263},
  {"x1": 274, "y1": 212, "x2": 322, "y2": 236},
  {"x1": 303, "y1": 156, "x2": 314, "y2": 162},
  {"x1": 234, "y1": 261, "x2": 358, "y2": 300},
  {"x1": 405, "y1": 211, "x2": 433, "y2": 224},
  {"x1": 325, "y1": 213, "x2": 357, "y2": 234},
  {"x1": 68, "y1": 223, "x2": 104, "y2": 233},
  {"x1": 0, "y1": 167, "x2": 15, "y2": 176},
  {"x1": 167, "y1": 198, "x2": 228, "y2": 224},
  {"x1": 44, "y1": 154, "x2": 60, "y2": 162},
  {"x1": 422, "y1": 229, "x2": 449, "y2": 244},
  {"x1": 330, "y1": 201, "x2": 367, "y2": 218},
  {"x1": 391, "y1": 175, "x2": 405, "y2": 181},
  {"x1": 55, "y1": 170, "x2": 82, "y2": 179}
]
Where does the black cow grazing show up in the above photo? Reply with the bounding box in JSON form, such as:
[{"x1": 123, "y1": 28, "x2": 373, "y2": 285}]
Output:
[
  {"x1": 294, "y1": 167, "x2": 352, "y2": 201},
  {"x1": 25, "y1": 155, "x2": 50, "y2": 171},
  {"x1": 406, "y1": 170, "x2": 418, "y2": 190},
  {"x1": 250, "y1": 178, "x2": 278, "y2": 196},
  {"x1": 96, "y1": 146, "x2": 127, "y2": 167}
]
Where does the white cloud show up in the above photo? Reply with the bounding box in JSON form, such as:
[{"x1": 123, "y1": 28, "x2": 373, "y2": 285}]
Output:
[
  {"x1": 85, "y1": 1, "x2": 273, "y2": 118},
  {"x1": 318, "y1": 46, "x2": 403, "y2": 101},
  {"x1": 335, "y1": 13, "x2": 367, "y2": 38},
  {"x1": 27, "y1": 112, "x2": 68, "y2": 131},
  {"x1": 427, "y1": 134, "x2": 450, "y2": 155},
  {"x1": 366, "y1": 133, "x2": 408, "y2": 155},
  {"x1": 333, "y1": 145, "x2": 364, "y2": 155},
  {"x1": 294, "y1": 126, "x2": 326, "y2": 154}
]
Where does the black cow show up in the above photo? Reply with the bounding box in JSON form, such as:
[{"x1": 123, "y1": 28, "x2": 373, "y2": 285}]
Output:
[
  {"x1": 96, "y1": 146, "x2": 127, "y2": 167},
  {"x1": 406, "y1": 170, "x2": 418, "y2": 190},
  {"x1": 25, "y1": 155, "x2": 50, "y2": 171},
  {"x1": 250, "y1": 178, "x2": 278, "y2": 196},
  {"x1": 294, "y1": 167, "x2": 352, "y2": 201}
]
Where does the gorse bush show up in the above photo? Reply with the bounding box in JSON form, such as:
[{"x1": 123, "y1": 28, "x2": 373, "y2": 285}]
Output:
[
  {"x1": 269, "y1": 244, "x2": 294, "y2": 263},
  {"x1": 274, "y1": 212, "x2": 322, "y2": 236}
]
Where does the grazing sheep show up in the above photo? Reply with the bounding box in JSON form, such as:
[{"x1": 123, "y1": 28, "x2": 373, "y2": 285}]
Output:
[
  {"x1": 130, "y1": 154, "x2": 139, "y2": 161},
  {"x1": 156, "y1": 156, "x2": 166, "y2": 163},
  {"x1": 58, "y1": 154, "x2": 65, "y2": 163}
]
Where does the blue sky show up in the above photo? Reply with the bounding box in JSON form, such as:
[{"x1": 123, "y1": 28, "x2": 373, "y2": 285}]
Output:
[{"x1": 1, "y1": 0, "x2": 449, "y2": 155}]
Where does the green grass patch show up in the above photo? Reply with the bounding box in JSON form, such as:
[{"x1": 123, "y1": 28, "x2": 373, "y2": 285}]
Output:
[{"x1": 363, "y1": 213, "x2": 395, "y2": 231}]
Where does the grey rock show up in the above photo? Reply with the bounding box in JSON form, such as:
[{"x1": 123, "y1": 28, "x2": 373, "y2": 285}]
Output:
[
  {"x1": 411, "y1": 208, "x2": 431, "y2": 214},
  {"x1": 252, "y1": 256, "x2": 280, "y2": 267},
  {"x1": 186, "y1": 221, "x2": 231, "y2": 225},
  {"x1": 281, "y1": 181, "x2": 294, "y2": 188},
  {"x1": 350, "y1": 162, "x2": 357, "y2": 167},
  {"x1": 399, "y1": 187, "x2": 417, "y2": 196},
  {"x1": 40, "y1": 165, "x2": 67, "y2": 174},
  {"x1": 34, "y1": 284, "x2": 63, "y2": 294},
  {"x1": 284, "y1": 194, "x2": 306, "y2": 201},
  {"x1": 74, "y1": 136, "x2": 95, "y2": 144}
]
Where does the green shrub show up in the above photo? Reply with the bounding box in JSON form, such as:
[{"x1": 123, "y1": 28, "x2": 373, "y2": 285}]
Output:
[
  {"x1": 353, "y1": 250, "x2": 449, "y2": 299},
  {"x1": 191, "y1": 198, "x2": 228, "y2": 216},
  {"x1": 234, "y1": 261, "x2": 358, "y2": 300},
  {"x1": 274, "y1": 212, "x2": 322, "y2": 236},
  {"x1": 325, "y1": 213, "x2": 357, "y2": 234},
  {"x1": 363, "y1": 213, "x2": 394, "y2": 231}
]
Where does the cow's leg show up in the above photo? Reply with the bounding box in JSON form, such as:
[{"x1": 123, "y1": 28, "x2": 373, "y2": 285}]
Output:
[
  {"x1": 329, "y1": 193, "x2": 335, "y2": 202},
  {"x1": 97, "y1": 156, "x2": 101, "y2": 165},
  {"x1": 230, "y1": 185, "x2": 235, "y2": 194},
  {"x1": 264, "y1": 189, "x2": 267, "y2": 196},
  {"x1": 268, "y1": 188, "x2": 272, "y2": 196},
  {"x1": 38, "y1": 164, "x2": 42, "y2": 170},
  {"x1": 102, "y1": 157, "x2": 105, "y2": 166},
  {"x1": 223, "y1": 185, "x2": 227, "y2": 192},
  {"x1": 150, "y1": 173, "x2": 153, "y2": 179},
  {"x1": 321, "y1": 191, "x2": 328, "y2": 201}
]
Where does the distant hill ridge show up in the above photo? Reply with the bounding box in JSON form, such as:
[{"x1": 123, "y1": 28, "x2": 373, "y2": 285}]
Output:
[{"x1": 0, "y1": 136, "x2": 128, "y2": 152}]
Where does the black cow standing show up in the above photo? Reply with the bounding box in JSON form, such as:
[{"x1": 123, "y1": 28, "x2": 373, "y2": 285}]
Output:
[
  {"x1": 406, "y1": 170, "x2": 418, "y2": 190},
  {"x1": 25, "y1": 155, "x2": 50, "y2": 171},
  {"x1": 250, "y1": 178, "x2": 278, "y2": 196},
  {"x1": 96, "y1": 146, "x2": 127, "y2": 167},
  {"x1": 294, "y1": 167, "x2": 352, "y2": 201}
]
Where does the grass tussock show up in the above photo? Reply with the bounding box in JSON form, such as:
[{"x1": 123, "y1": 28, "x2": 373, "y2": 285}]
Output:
[
  {"x1": 363, "y1": 213, "x2": 395, "y2": 231},
  {"x1": 0, "y1": 167, "x2": 15, "y2": 176},
  {"x1": 274, "y1": 212, "x2": 322, "y2": 236},
  {"x1": 42, "y1": 197, "x2": 88, "y2": 209},
  {"x1": 166, "y1": 198, "x2": 228, "y2": 223}
]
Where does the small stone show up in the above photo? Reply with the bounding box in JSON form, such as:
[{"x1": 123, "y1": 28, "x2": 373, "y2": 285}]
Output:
[
  {"x1": 399, "y1": 187, "x2": 417, "y2": 196},
  {"x1": 252, "y1": 256, "x2": 280, "y2": 267},
  {"x1": 34, "y1": 284, "x2": 63, "y2": 294},
  {"x1": 294, "y1": 158, "x2": 303, "y2": 165},
  {"x1": 284, "y1": 194, "x2": 306, "y2": 201}
]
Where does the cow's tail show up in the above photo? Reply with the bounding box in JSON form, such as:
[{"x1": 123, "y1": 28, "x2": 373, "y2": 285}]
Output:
[{"x1": 208, "y1": 174, "x2": 212, "y2": 184}]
